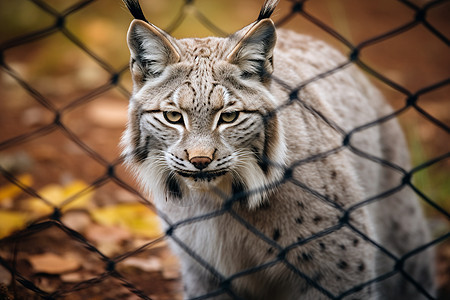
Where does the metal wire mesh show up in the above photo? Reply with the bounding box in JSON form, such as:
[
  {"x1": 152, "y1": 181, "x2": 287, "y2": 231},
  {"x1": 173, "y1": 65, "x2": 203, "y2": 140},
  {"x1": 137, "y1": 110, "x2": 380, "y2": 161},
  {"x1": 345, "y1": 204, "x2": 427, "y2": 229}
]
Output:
[{"x1": 0, "y1": 0, "x2": 449, "y2": 299}]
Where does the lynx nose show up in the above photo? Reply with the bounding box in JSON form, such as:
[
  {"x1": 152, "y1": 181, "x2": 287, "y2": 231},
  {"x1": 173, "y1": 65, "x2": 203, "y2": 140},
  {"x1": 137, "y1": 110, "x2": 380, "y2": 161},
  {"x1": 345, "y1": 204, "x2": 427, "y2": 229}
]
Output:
[{"x1": 190, "y1": 156, "x2": 212, "y2": 170}]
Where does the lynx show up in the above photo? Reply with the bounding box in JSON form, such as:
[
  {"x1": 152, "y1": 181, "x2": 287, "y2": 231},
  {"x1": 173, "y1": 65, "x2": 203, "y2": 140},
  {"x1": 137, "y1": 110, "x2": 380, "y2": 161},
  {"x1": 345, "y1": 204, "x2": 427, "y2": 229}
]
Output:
[{"x1": 121, "y1": 0, "x2": 435, "y2": 299}]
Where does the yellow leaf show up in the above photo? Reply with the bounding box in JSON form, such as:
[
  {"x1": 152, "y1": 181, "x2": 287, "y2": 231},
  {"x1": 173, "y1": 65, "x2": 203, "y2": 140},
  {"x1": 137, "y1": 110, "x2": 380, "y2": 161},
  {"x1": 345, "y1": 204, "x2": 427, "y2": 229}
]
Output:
[
  {"x1": 27, "y1": 180, "x2": 94, "y2": 215},
  {"x1": 61, "y1": 180, "x2": 94, "y2": 210},
  {"x1": 0, "y1": 174, "x2": 33, "y2": 201},
  {"x1": 90, "y1": 204, "x2": 162, "y2": 238},
  {"x1": 27, "y1": 184, "x2": 63, "y2": 214},
  {"x1": 0, "y1": 211, "x2": 29, "y2": 238}
]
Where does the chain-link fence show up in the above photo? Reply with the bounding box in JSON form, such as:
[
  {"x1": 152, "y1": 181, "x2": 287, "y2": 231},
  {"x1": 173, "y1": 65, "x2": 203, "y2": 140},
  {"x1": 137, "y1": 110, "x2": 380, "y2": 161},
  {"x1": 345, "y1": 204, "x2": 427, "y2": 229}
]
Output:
[{"x1": 0, "y1": 0, "x2": 449, "y2": 299}]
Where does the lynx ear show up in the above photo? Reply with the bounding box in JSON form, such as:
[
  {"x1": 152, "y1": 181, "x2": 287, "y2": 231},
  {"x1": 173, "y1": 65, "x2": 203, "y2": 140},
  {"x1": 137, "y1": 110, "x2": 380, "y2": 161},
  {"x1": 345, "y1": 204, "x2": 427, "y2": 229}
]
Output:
[
  {"x1": 227, "y1": 19, "x2": 276, "y2": 81},
  {"x1": 127, "y1": 20, "x2": 180, "y2": 83}
]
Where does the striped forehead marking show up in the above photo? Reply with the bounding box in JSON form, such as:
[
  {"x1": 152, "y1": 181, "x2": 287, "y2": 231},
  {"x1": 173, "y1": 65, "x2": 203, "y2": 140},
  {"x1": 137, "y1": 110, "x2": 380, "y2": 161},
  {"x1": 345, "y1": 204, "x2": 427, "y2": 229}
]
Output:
[{"x1": 171, "y1": 82, "x2": 235, "y2": 113}]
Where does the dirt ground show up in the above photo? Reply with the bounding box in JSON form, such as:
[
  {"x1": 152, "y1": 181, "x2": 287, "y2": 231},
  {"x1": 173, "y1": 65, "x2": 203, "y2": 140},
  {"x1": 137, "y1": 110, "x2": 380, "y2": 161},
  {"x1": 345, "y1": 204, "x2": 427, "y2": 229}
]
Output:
[{"x1": 0, "y1": 0, "x2": 448, "y2": 299}]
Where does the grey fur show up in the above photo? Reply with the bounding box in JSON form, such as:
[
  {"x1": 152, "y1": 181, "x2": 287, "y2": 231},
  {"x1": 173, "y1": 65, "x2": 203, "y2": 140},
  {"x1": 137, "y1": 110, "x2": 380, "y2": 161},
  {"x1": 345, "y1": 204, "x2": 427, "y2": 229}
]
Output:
[{"x1": 121, "y1": 1, "x2": 435, "y2": 299}]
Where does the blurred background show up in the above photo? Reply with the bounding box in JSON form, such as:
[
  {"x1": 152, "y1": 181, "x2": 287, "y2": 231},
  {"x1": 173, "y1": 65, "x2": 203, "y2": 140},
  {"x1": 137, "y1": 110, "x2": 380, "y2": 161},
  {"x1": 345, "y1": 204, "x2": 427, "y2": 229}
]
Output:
[{"x1": 0, "y1": 0, "x2": 448, "y2": 299}]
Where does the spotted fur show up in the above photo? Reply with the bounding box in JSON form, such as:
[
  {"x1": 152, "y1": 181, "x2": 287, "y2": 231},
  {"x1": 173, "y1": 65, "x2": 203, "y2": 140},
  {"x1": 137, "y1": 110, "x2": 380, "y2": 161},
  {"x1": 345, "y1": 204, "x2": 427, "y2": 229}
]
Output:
[{"x1": 121, "y1": 0, "x2": 435, "y2": 299}]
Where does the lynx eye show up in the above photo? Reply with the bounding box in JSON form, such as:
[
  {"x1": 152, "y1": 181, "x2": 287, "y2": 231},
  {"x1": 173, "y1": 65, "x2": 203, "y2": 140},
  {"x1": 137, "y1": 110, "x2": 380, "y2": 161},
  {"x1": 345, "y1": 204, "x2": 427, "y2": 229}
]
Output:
[
  {"x1": 164, "y1": 111, "x2": 183, "y2": 124},
  {"x1": 219, "y1": 111, "x2": 239, "y2": 124}
]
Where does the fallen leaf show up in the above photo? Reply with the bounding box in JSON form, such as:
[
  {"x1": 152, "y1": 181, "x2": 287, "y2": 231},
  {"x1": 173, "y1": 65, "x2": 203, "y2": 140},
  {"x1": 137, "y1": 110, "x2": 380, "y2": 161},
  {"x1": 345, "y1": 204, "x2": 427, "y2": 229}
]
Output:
[
  {"x1": 61, "y1": 211, "x2": 92, "y2": 232},
  {"x1": 29, "y1": 252, "x2": 81, "y2": 274},
  {"x1": 62, "y1": 181, "x2": 94, "y2": 208},
  {"x1": 27, "y1": 180, "x2": 94, "y2": 215},
  {"x1": 60, "y1": 272, "x2": 84, "y2": 283},
  {"x1": 86, "y1": 223, "x2": 132, "y2": 244},
  {"x1": 0, "y1": 174, "x2": 33, "y2": 202},
  {"x1": 85, "y1": 224, "x2": 131, "y2": 256},
  {"x1": 90, "y1": 203, "x2": 162, "y2": 238},
  {"x1": 0, "y1": 211, "x2": 29, "y2": 238},
  {"x1": 120, "y1": 256, "x2": 162, "y2": 273},
  {"x1": 61, "y1": 271, "x2": 97, "y2": 283}
]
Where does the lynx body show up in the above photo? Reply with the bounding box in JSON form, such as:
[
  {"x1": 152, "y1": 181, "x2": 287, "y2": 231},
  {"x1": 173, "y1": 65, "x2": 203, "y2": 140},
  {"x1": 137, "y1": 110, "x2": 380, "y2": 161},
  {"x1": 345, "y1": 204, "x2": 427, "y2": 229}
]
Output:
[{"x1": 121, "y1": 0, "x2": 434, "y2": 299}]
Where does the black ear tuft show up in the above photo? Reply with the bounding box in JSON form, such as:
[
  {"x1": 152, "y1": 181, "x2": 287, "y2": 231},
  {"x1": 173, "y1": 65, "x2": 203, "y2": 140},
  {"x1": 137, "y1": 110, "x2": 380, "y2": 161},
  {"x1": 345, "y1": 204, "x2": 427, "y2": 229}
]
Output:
[
  {"x1": 227, "y1": 19, "x2": 277, "y2": 82},
  {"x1": 127, "y1": 20, "x2": 180, "y2": 84},
  {"x1": 122, "y1": 0, "x2": 149, "y2": 23},
  {"x1": 257, "y1": 0, "x2": 280, "y2": 21}
]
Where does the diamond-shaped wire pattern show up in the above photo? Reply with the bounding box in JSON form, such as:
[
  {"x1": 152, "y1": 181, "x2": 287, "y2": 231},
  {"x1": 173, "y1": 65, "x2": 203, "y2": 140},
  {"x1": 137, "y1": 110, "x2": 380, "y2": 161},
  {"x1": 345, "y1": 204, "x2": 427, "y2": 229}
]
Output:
[{"x1": 0, "y1": 0, "x2": 449, "y2": 299}]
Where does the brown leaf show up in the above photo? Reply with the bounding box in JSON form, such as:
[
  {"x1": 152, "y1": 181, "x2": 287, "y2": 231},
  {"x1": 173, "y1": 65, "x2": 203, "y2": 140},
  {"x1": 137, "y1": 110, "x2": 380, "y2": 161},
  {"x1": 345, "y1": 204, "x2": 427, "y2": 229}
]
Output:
[
  {"x1": 85, "y1": 223, "x2": 132, "y2": 244},
  {"x1": 61, "y1": 271, "x2": 97, "y2": 283},
  {"x1": 61, "y1": 211, "x2": 91, "y2": 233},
  {"x1": 29, "y1": 252, "x2": 81, "y2": 274},
  {"x1": 85, "y1": 224, "x2": 132, "y2": 256},
  {"x1": 120, "y1": 256, "x2": 162, "y2": 273}
]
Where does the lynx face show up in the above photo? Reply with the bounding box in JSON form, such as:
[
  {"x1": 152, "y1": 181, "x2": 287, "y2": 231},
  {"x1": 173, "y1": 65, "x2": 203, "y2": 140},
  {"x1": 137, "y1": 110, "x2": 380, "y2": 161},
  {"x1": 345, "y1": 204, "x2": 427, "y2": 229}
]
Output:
[{"x1": 121, "y1": 19, "x2": 286, "y2": 208}]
